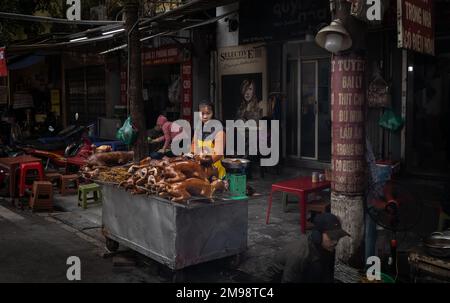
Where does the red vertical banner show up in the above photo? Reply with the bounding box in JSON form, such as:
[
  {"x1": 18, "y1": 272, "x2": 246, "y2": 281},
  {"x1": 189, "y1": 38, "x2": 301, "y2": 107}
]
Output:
[
  {"x1": 331, "y1": 55, "x2": 366, "y2": 194},
  {"x1": 181, "y1": 61, "x2": 193, "y2": 122},
  {"x1": 0, "y1": 47, "x2": 8, "y2": 77},
  {"x1": 120, "y1": 64, "x2": 127, "y2": 105}
]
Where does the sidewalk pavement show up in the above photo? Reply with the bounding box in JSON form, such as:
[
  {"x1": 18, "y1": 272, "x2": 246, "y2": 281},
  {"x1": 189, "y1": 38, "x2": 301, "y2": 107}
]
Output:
[
  {"x1": 48, "y1": 166, "x2": 443, "y2": 282},
  {"x1": 50, "y1": 166, "x2": 328, "y2": 281}
]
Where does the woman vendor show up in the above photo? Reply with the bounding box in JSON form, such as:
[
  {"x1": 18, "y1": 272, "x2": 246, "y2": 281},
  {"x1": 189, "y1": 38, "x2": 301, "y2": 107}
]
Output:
[
  {"x1": 150, "y1": 115, "x2": 183, "y2": 159},
  {"x1": 191, "y1": 101, "x2": 226, "y2": 179}
]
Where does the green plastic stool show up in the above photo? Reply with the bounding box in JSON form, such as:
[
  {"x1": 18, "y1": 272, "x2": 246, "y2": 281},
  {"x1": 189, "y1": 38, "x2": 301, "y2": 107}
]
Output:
[
  {"x1": 78, "y1": 183, "x2": 102, "y2": 209},
  {"x1": 226, "y1": 174, "x2": 247, "y2": 200}
]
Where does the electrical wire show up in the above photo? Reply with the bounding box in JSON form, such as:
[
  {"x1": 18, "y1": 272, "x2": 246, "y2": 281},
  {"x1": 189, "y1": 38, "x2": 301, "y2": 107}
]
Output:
[{"x1": 395, "y1": 249, "x2": 399, "y2": 282}]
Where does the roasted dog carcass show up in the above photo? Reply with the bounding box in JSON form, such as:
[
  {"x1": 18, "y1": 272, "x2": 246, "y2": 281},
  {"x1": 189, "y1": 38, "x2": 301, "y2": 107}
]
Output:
[
  {"x1": 86, "y1": 151, "x2": 134, "y2": 167},
  {"x1": 167, "y1": 178, "x2": 226, "y2": 203},
  {"x1": 83, "y1": 154, "x2": 228, "y2": 203}
]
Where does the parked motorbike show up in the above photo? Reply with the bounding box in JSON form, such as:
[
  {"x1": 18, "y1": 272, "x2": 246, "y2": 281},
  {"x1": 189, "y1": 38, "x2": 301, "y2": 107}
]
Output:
[{"x1": 18, "y1": 113, "x2": 94, "y2": 170}]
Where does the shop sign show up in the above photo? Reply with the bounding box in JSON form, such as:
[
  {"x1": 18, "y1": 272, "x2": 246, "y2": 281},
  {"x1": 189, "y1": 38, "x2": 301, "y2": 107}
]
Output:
[
  {"x1": 397, "y1": 0, "x2": 434, "y2": 56},
  {"x1": 142, "y1": 45, "x2": 185, "y2": 65},
  {"x1": 0, "y1": 47, "x2": 8, "y2": 77},
  {"x1": 218, "y1": 44, "x2": 268, "y2": 121},
  {"x1": 51, "y1": 89, "x2": 61, "y2": 115},
  {"x1": 239, "y1": 0, "x2": 330, "y2": 44},
  {"x1": 331, "y1": 55, "x2": 366, "y2": 194},
  {"x1": 181, "y1": 61, "x2": 193, "y2": 122}
]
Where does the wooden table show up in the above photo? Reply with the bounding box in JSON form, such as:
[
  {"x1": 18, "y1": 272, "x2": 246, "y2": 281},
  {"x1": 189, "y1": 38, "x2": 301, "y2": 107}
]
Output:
[
  {"x1": 0, "y1": 155, "x2": 42, "y2": 202},
  {"x1": 266, "y1": 176, "x2": 331, "y2": 233}
]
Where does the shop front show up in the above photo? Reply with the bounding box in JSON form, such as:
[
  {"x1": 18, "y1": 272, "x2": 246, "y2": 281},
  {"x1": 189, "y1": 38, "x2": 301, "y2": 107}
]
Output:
[
  {"x1": 238, "y1": 0, "x2": 332, "y2": 169},
  {"x1": 402, "y1": 0, "x2": 450, "y2": 178},
  {"x1": 0, "y1": 51, "x2": 64, "y2": 143},
  {"x1": 141, "y1": 44, "x2": 193, "y2": 129},
  {"x1": 64, "y1": 51, "x2": 106, "y2": 126}
]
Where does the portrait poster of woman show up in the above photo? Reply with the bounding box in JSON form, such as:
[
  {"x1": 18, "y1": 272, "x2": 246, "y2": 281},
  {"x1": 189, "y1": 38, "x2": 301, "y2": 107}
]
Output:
[{"x1": 221, "y1": 73, "x2": 264, "y2": 122}]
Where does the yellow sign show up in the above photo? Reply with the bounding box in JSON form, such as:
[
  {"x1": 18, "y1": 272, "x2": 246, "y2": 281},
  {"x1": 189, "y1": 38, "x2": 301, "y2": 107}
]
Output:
[
  {"x1": 51, "y1": 104, "x2": 61, "y2": 115},
  {"x1": 51, "y1": 89, "x2": 60, "y2": 105}
]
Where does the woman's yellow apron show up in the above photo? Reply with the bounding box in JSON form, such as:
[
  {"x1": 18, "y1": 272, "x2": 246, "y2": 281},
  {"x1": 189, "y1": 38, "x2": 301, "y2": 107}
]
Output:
[{"x1": 196, "y1": 139, "x2": 226, "y2": 179}]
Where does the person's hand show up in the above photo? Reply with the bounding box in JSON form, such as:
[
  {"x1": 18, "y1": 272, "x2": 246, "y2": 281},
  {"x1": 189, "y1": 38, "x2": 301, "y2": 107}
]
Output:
[{"x1": 158, "y1": 148, "x2": 166, "y2": 153}]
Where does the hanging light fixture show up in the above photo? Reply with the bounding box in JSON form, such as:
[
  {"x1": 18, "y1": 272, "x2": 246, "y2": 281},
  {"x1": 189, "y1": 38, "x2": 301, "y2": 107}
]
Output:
[{"x1": 315, "y1": 19, "x2": 352, "y2": 54}]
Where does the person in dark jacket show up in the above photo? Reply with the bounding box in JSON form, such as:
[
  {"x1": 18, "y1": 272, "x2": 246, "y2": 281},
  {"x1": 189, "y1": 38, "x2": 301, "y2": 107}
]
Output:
[{"x1": 266, "y1": 213, "x2": 350, "y2": 283}]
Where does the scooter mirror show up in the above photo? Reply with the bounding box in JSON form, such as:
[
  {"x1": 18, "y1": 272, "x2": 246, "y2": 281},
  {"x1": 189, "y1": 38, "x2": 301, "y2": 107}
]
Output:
[{"x1": 48, "y1": 126, "x2": 55, "y2": 132}]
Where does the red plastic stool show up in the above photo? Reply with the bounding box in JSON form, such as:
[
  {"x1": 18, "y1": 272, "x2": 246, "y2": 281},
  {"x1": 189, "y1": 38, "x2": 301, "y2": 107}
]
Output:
[{"x1": 19, "y1": 162, "x2": 44, "y2": 197}]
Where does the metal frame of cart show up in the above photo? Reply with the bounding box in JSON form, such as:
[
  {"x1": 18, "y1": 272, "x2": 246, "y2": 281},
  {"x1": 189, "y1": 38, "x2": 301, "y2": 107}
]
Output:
[{"x1": 100, "y1": 182, "x2": 248, "y2": 272}]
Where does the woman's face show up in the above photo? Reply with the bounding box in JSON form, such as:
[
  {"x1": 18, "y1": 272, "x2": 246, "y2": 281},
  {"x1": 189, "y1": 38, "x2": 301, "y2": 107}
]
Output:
[
  {"x1": 200, "y1": 105, "x2": 213, "y2": 123},
  {"x1": 244, "y1": 84, "x2": 254, "y2": 102}
]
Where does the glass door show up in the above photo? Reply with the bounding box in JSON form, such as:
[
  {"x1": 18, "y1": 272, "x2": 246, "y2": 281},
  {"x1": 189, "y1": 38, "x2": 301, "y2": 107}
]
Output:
[
  {"x1": 287, "y1": 59, "x2": 299, "y2": 157},
  {"x1": 317, "y1": 59, "x2": 331, "y2": 162},
  {"x1": 286, "y1": 58, "x2": 331, "y2": 161},
  {"x1": 300, "y1": 61, "x2": 318, "y2": 159}
]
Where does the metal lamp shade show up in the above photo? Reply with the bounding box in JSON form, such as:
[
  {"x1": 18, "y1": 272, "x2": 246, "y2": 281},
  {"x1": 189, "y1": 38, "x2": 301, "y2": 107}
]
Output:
[{"x1": 315, "y1": 19, "x2": 352, "y2": 52}]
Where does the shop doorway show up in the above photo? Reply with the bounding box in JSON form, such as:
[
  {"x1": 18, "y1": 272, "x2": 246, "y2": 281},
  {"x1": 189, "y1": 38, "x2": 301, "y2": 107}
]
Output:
[
  {"x1": 286, "y1": 58, "x2": 331, "y2": 161},
  {"x1": 407, "y1": 55, "x2": 450, "y2": 176}
]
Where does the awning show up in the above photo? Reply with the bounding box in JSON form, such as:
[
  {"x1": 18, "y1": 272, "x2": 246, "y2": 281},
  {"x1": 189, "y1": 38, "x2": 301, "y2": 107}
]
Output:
[
  {"x1": 5, "y1": 0, "x2": 239, "y2": 53},
  {"x1": 8, "y1": 55, "x2": 45, "y2": 70}
]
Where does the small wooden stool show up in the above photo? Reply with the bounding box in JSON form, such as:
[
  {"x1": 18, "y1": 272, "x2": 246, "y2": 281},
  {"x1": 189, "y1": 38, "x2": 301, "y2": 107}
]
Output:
[
  {"x1": 45, "y1": 172, "x2": 62, "y2": 190},
  {"x1": 29, "y1": 181, "x2": 53, "y2": 212},
  {"x1": 78, "y1": 183, "x2": 102, "y2": 209},
  {"x1": 60, "y1": 174, "x2": 79, "y2": 195}
]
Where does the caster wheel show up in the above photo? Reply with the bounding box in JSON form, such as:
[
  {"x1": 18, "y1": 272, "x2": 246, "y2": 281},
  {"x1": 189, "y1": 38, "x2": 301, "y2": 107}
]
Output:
[{"x1": 105, "y1": 237, "x2": 119, "y2": 252}]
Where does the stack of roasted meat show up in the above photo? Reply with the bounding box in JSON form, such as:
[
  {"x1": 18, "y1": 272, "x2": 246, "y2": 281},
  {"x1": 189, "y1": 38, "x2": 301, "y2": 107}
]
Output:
[{"x1": 81, "y1": 151, "x2": 227, "y2": 203}]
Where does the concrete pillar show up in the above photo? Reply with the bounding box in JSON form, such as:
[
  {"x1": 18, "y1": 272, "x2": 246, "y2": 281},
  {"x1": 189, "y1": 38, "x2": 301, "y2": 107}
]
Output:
[{"x1": 330, "y1": 1, "x2": 368, "y2": 268}]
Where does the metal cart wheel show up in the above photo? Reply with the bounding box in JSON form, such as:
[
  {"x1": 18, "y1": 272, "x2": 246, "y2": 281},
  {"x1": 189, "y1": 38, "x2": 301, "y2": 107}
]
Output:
[{"x1": 105, "y1": 237, "x2": 119, "y2": 252}]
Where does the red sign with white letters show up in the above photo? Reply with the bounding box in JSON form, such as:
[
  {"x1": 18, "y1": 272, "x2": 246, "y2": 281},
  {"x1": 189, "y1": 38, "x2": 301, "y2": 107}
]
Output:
[
  {"x1": 181, "y1": 61, "x2": 193, "y2": 122},
  {"x1": 0, "y1": 48, "x2": 7, "y2": 77},
  {"x1": 397, "y1": 0, "x2": 435, "y2": 55}
]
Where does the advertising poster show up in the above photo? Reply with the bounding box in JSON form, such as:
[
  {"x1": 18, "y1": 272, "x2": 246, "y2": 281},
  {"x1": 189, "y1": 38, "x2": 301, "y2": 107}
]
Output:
[{"x1": 218, "y1": 44, "x2": 267, "y2": 121}]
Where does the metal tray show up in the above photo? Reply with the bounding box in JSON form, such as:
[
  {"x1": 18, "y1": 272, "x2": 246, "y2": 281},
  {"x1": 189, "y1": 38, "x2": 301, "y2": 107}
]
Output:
[{"x1": 424, "y1": 231, "x2": 450, "y2": 258}]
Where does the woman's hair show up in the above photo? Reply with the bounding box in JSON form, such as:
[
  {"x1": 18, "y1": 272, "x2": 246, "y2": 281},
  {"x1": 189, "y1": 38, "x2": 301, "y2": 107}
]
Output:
[
  {"x1": 240, "y1": 79, "x2": 258, "y2": 103},
  {"x1": 241, "y1": 80, "x2": 254, "y2": 95},
  {"x1": 199, "y1": 100, "x2": 214, "y2": 112}
]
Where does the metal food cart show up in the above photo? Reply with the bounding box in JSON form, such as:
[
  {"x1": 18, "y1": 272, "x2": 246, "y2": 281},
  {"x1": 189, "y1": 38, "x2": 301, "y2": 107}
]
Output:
[{"x1": 100, "y1": 182, "x2": 248, "y2": 273}]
